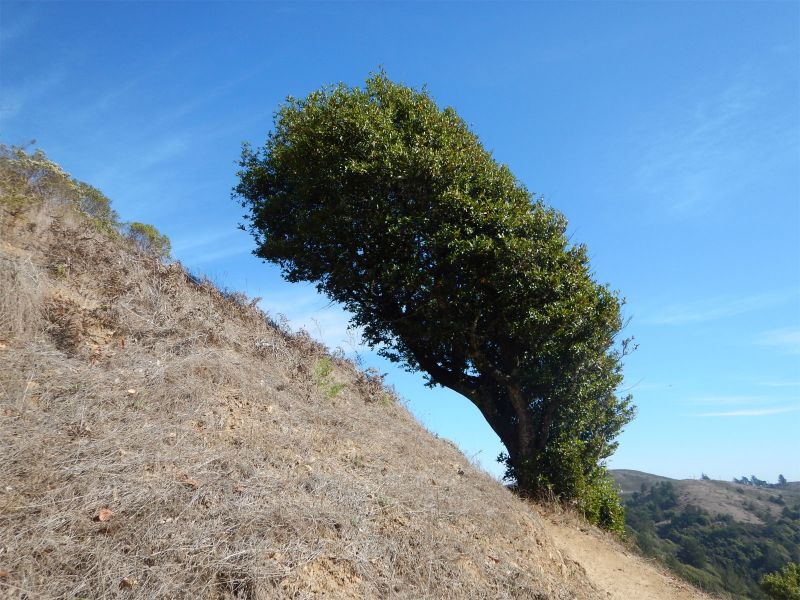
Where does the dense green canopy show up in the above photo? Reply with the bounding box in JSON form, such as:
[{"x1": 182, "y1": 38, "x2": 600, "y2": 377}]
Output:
[{"x1": 235, "y1": 72, "x2": 634, "y2": 527}]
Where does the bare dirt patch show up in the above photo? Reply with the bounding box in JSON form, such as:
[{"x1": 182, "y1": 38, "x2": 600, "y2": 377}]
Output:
[{"x1": 539, "y1": 509, "x2": 714, "y2": 600}]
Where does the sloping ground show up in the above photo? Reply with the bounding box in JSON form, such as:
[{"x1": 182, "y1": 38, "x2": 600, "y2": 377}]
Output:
[
  {"x1": 540, "y1": 511, "x2": 714, "y2": 600},
  {"x1": 612, "y1": 469, "x2": 799, "y2": 525},
  {"x1": 0, "y1": 199, "x2": 707, "y2": 598}
]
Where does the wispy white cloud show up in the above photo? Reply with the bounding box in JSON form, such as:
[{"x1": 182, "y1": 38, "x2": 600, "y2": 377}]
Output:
[
  {"x1": 65, "y1": 34, "x2": 235, "y2": 129},
  {"x1": 690, "y1": 395, "x2": 771, "y2": 406},
  {"x1": 138, "y1": 136, "x2": 191, "y2": 170},
  {"x1": 759, "y1": 380, "x2": 800, "y2": 388},
  {"x1": 149, "y1": 66, "x2": 271, "y2": 132},
  {"x1": 0, "y1": 7, "x2": 39, "y2": 49},
  {"x1": 634, "y1": 73, "x2": 793, "y2": 216},
  {"x1": 645, "y1": 289, "x2": 798, "y2": 325},
  {"x1": 693, "y1": 405, "x2": 800, "y2": 417},
  {"x1": 620, "y1": 380, "x2": 672, "y2": 393},
  {"x1": 172, "y1": 230, "x2": 238, "y2": 254},
  {"x1": 86, "y1": 133, "x2": 196, "y2": 196},
  {"x1": 0, "y1": 69, "x2": 65, "y2": 121},
  {"x1": 258, "y1": 289, "x2": 367, "y2": 353},
  {"x1": 757, "y1": 328, "x2": 800, "y2": 355},
  {"x1": 685, "y1": 393, "x2": 799, "y2": 417},
  {"x1": 172, "y1": 229, "x2": 253, "y2": 266},
  {"x1": 182, "y1": 245, "x2": 252, "y2": 266}
]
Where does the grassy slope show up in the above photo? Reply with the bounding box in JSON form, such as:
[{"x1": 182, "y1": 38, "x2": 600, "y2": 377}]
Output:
[
  {"x1": 1, "y1": 193, "x2": 603, "y2": 598},
  {"x1": 0, "y1": 169, "x2": 716, "y2": 599}
]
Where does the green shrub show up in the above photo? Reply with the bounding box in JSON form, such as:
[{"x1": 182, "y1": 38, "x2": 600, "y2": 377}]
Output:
[
  {"x1": 0, "y1": 145, "x2": 120, "y2": 233},
  {"x1": 125, "y1": 222, "x2": 171, "y2": 259},
  {"x1": 502, "y1": 436, "x2": 626, "y2": 533},
  {"x1": 577, "y1": 470, "x2": 626, "y2": 533},
  {"x1": 312, "y1": 357, "x2": 334, "y2": 381},
  {"x1": 677, "y1": 537, "x2": 708, "y2": 569},
  {"x1": 75, "y1": 182, "x2": 119, "y2": 234},
  {"x1": 762, "y1": 563, "x2": 800, "y2": 600},
  {"x1": 312, "y1": 357, "x2": 345, "y2": 399},
  {"x1": 0, "y1": 144, "x2": 71, "y2": 214}
]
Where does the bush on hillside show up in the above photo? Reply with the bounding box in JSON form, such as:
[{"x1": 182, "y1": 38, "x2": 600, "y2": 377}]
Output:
[
  {"x1": 0, "y1": 144, "x2": 75, "y2": 215},
  {"x1": 75, "y1": 181, "x2": 119, "y2": 234},
  {"x1": 762, "y1": 563, "x2": 800, "y2": 600},
  {"x1": 125, "y1": 222, "x2": 171, "y2": 259}
]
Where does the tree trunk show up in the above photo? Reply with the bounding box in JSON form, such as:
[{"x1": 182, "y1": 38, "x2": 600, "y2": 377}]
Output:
[{"x1": 405, "y1": 339, "x2": 548, "y2": 496}]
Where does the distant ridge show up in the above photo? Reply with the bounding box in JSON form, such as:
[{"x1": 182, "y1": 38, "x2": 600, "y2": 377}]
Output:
[{"x1": 611, "y1": 469, "x2": 799, "y2": 524}]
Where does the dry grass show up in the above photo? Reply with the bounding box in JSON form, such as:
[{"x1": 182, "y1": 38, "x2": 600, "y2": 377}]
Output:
[{"x1": 0, "y1": 198, "x2": 601, "y2": 598}]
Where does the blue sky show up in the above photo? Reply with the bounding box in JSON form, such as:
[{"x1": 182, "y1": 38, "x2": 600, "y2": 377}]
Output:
[{"x1": 2, "y1": 1, "x2": 798, "y2": 482}]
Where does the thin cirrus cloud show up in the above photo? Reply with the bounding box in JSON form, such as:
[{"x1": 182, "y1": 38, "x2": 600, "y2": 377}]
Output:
[
  {"x1": 257, "y1": 289, "x2": 367, "y2": 353},
  {"x1": 172, "y1": 229, "x2": 253, "y2": 266},
  {"x1": 686, "y1": 394, "x2": 799, "y2": 417},
  {"x1": 181, "y1": 244, "x2": 252, "y2": 266},
  {"x1": 67, "y1": 37, "x2": 225, "y2": 128},
  {"x1": 644, "y1": 289, "x2": 798, "y2": 325},
  {"x1": 693, "y1": 405, "x2": 800, "y2": 418},
  {"x1": 620, "y1": 380, "x2": 673, "y2": 393},
  {"x1": 633, "y1": 73, "x2": 794, "y2": 217},
  {"x1": 690, "y1": 395, "x2": 771, "y2": 406},
  {"x1": 759, "y1": 380, "x2": 800, "y2": 388},
  {"x1": 0, "y1": 7, "x2": 37, "y2": 49},
  {"x1": 0, "y1": 69, "x2": 66, "y2": 121},
  {"x1": 757, "y1": 328, "x2": 800, "y2": 355},
  {"x1": 83, "y1": 133, "x2": 194, "y2": 193}
]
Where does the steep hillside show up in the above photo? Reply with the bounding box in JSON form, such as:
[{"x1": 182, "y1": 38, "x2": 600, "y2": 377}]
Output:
[{"x1": 0, "y1": 155, "x2": 710, "y2": 599}]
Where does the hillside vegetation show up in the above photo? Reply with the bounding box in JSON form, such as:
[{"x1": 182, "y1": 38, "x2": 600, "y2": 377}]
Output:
[
  {"x1": 613, "y1": 470, "x2": 800, "y2": 525},
  {"x1": 612, "y1": 470, "x2": 800, "y2": 599},
  {"x1": 0, "y1": 148, "x2": 709, "y2": 599}
]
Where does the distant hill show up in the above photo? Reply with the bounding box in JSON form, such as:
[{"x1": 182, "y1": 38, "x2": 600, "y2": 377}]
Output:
[
  {"x1": 612, "y1": 469, "x2": 800, "y2": 525},
  {"x1": 611, "y1": 469, "x2": 800, "y2": 599}
]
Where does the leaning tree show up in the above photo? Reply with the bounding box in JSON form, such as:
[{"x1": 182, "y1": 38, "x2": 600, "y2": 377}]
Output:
[{"x1": 235, "y1": 72, "x2": 634, "y2": 528}]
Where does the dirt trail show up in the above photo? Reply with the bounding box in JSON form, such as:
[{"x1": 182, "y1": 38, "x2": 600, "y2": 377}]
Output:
[{"x1": 543, "y1": 517, "x2": 713, "y2": 600}]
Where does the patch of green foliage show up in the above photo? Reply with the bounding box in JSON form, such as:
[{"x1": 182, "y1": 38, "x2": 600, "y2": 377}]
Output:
[
  {"x1": 624, "y1": 481, "x2": 800, "y2": 599},
  {"x1": 125, "y1": 222, "x2": 172, "y2": 259},
  {"x1": 0, "y1": 144, "x2": 119, "y2": 233},
  {"x1": 75, "y1": 181, "x2": 119, "y2": 235},
  {"x1": 762, "y1": 562, "x2": 800, "y2": 600},
  {"x1": 313, "y1": 357, "x2": 345, "y2": 399},
  {"x1": 234, "y1": 71, "x2": 634, "y2": 529},
  {"x1": 577, "y1": 471, "x2": 626, "y2": 533}
]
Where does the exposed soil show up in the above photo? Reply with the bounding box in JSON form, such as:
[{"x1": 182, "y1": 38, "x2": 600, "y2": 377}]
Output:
[{"x1": 542, "y1": 512, "x2": 714, "y2": 600}]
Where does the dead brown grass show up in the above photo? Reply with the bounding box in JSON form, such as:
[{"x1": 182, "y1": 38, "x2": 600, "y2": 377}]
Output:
[{"x1": 0, "y1": 196, "x2": 603, "y2": 599}]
